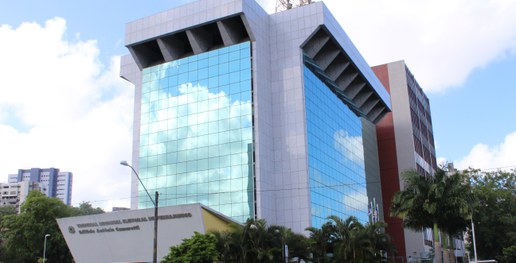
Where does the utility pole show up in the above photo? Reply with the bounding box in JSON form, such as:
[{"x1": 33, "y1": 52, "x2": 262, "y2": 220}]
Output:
[{"x1": 153, "y1": 191, "x2": 159, "y2": 263}]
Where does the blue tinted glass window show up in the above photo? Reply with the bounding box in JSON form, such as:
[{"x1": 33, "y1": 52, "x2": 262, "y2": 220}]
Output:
[
  {"x1": 139, "y1": 42, "x2": 254, "y2": 222},
  {"x1": 304, "y1": 66, "x2": 368, "y2": 227}
]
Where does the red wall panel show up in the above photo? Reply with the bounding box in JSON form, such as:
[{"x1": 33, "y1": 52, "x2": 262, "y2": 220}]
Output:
[{"x1": 373, "y1": 64, "x2": 407, "y2": 257}]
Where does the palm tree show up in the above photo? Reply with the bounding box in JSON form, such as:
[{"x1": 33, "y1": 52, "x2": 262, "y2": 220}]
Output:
[
  {"x1": 212, "y1": 230, "x2": 236, "y2": 262},
  {"x1": 307, "y1": 216, "x2": 394, "y2": 263},
  {"x1": 390, "y1": 168, "x2": 475, "y2": 263},
  {"x1": 327, "y1": 215, "x2": 361, "y2": 262},
  {"x1": 213, "y1": 220, "x2": 259, "y2": 262},
  {"x1": 213, "y1": 218, "x2": 293, "y2": 263},
  {"x1": 214, "y1": 216, "x2": 393, "y2": 262},
  {"x1": 306, "y1": 222, "x2": 333, "y2": 263},
  {"x1": 246, "y1": 219, "x2": 275, "y2": 262},
  {"x1": 360, "y1": 221, "x2": 395, "y2": 262},
  {"x1": 283, "y1": 229, "x2": 311, "y2": 262}
]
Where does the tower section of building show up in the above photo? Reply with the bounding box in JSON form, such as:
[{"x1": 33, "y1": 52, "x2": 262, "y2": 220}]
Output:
[
  {"x1": 372, "y1": 60, "x2": 437, "y2": 259},
  {"x1": 121, "y1": 0, "x2": 390, "y2": 233}
]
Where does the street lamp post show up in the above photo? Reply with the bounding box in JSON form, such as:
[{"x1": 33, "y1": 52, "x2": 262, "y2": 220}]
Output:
[
  {"x1": 121, "y1": 160, "x2": 159, "y2": 263},
  {"x1": 43, "y1": 234, "x2": 50, "y2": 263},
  {"x1": 471, "y1": 218, "x2": 478, "y2": 263}
]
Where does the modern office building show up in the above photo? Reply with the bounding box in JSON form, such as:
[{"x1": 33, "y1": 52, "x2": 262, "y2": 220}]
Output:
[
  {"x1": 372, "y1": 60, "x2": 437, "y2": 260},
  {"x1": 121, "y1": 0, "x2": 390, "y2": 233},
  {"x1": 8, "y1": 168, "x2": 73, "y2": 206}
]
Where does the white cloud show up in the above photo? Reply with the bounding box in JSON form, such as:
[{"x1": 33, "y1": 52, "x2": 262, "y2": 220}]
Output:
[
  {"x1": 257, "y1": 0, "x2": 516, "y2": 93},
  {"x1": 455, "y1": 131, "x2": 516, "y2": 170},
  {"x1": 333, "y1": 0, "x2": 516, "y2": 92},
  {"x1": 0, "y1": 18, "x2": 134, "y2": 210}
]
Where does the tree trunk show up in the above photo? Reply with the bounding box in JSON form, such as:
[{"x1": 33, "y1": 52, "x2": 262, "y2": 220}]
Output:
[
  {"x1": 443, "y1": 233, "x2": 449, "y2": 263},
  {"x1": 442, "y1": 233, "x2": 455, "y2": 263},
  {"x1": 433, "y1": 223, "x2": 443, "y2": 263}
]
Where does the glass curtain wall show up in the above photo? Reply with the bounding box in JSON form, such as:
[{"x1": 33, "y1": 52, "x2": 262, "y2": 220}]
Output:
[
  {"x1": 139, "y1": 42, "x2": 254, "y2": 223},
  {"x1": 304, "y1": 66, "x2": 368, "y2": 228}
]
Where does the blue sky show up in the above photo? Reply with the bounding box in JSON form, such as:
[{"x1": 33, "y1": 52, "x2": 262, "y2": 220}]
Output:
[
  {"x1": 430, "y1": 55, "x2": 516, "y2": 164},
  {"x1": 1, "y1": 0, "x2": 515, "y2": 209}
]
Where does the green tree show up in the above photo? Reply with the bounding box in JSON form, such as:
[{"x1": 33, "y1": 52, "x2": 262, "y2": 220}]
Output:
[
  {"x1": 390, "y1": 168, "x2": 475, "y2": 263},
  {"x1": 467, "y1": 169, "x2": 515, "y2": 262},
  {"x1": 358, "y1": 221, "x2": 395, "y2": 262},
  {"x1": 213, "y1": 221, "x2": 253, "y2": 262},
  {"x1": 213, "y1": 219, "x2": 263, "y2": 262},
  {"x1": 212, "y1": 230, "x2": 238, "y2": 262},
  {"x1": 306, "y1": 221, "x2": 333, "y2": 263},
  {"x1": 306, "y1": 216, "x2": 394, "y2": 263},
  {"x1": 161, "y1": 232, "x2": 219, "y2": 263},
  {"x1": 70, "y1": 201, "x2": 104, "y2": 216},
  {"x1": 281, "y1": 227, "x2": 311, "y2": 262},
  {"x1": 0, "y1": 205, "x2": 16, "y2": 223},
  {"x1": 0, "y1": 205, "x2": 16, "y2": 263},
  {"x1": 327, "y1": 216, "x2": 393, "y2": 263},
  {"x1": 232, "y1": 219, "x2": 279, "y2": 262},
  {"x1": 245, "y1": 218, "x2": 276, "y2": 262},
  {"x1": 327, "y1": 215, "x2": 360, "y2": 262},
  {"x1": 0, "y1": 191, "x2": 74, "y2": 263},
  {"x1": 212, "y1": 218, "x2": 311, "y2": 263}
]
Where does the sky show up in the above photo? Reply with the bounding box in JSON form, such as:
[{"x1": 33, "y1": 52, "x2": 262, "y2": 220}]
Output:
[{"x1": 1, "y1": 0, "x2": 515, "y2": 210}]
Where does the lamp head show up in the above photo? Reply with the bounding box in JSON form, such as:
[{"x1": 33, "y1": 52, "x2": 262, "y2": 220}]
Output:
[
  {"x1": 45, "y1": 234, "x2": 51, "y2": 238},
  {"x1": 120, "y1": 160, "x2": 129, "y2": 166}
]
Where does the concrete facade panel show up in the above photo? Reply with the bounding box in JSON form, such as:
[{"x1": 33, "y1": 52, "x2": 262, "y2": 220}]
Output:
[
  {"x1": 57, "y1": 204, "x2": 235, "y2": 263},
  {"x1": 362, "y1": 118, "x2": 384, "y2": 222},
  {"x1": 373, "y1": 60, "x2": 438, "y2": 259}
]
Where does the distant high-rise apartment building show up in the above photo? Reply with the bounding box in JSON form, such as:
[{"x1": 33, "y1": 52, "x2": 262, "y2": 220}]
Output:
[
  {"x1": 0, "y1": 181, "x2": 39, "y2": 211},
  {"x1": 121, "y1": 0, "x2": 390, "y2": 232},
  {"x1": 8, "y1": 168, "x2": 73, "y2": 206},
  {"x1": 372, "y1": 60, "x2": 437, "y2": 260}
]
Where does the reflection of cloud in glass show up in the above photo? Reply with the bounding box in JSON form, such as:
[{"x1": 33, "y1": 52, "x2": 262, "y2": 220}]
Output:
[
  {"x1": 310, "y1": 167, "x2": 368, "y2": 221},
  {"x1": 141, "y1": 79, "x2": 253, "y2": 220},
  {"x1": 334, "y1": 130, "x2": 365, "y2": 166},
  {"x1": 145, "y1": 81, "x2": 252, "y2": 154},
  {"x1": 342, "y1": 188, "x2": 369, "y2": 220},
  {"x1": 138, "y1": 41, "x2": 254, "y2": 222}
]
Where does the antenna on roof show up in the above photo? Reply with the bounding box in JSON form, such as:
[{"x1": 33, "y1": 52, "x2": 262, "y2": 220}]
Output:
[{"x1": 275, "y1": 0, "x2": 314, "y2": 12}]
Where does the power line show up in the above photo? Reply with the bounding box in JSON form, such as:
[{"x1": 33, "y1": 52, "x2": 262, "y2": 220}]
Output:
[
  {"x1": 72, "y1": 180, "x2": 383, "y2": 207},
  {"x1": 76, "y1": 166, "x2": 516, "y2": 207}
]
